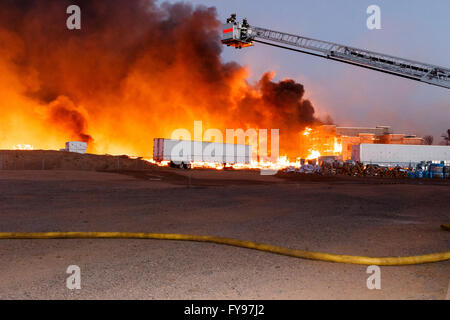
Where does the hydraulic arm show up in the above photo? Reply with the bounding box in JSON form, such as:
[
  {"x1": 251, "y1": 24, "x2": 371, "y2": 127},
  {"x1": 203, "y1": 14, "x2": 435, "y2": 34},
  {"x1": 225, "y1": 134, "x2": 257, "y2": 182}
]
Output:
[{"x1": 222, "y1": 14, "x2": 450, "y2": 89}]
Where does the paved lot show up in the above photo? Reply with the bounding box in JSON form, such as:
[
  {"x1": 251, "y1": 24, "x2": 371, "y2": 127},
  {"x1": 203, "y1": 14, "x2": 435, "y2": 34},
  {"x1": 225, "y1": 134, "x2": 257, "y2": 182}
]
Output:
[{"x1": 0, "y1": 170, "x2": 448, "y2": 299}]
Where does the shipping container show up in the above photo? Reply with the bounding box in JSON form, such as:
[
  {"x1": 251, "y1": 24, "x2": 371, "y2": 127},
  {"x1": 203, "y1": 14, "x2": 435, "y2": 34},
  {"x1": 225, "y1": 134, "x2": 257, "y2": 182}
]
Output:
[
  {"x1": 351, "y1": 144, "x2": 450, "y2": 166},
  {"x1": 64, "y1": 141, "x2": 87, "y2": 154},
  {"x1": 153, "y1": 138, "x2": 252, "y2": 165}
]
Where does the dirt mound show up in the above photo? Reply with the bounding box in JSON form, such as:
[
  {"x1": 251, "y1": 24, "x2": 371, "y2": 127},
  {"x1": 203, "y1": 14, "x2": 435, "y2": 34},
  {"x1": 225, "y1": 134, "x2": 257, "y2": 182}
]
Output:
[{"x1": 0, "y1": 150, "x2": 154, "y2": 171}]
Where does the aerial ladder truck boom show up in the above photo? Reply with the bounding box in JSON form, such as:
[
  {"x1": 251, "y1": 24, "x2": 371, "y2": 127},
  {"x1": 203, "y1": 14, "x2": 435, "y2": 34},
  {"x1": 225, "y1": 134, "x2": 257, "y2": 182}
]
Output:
[{"x1": 221, "y1": 14, "x2": 450, "y2": 89}]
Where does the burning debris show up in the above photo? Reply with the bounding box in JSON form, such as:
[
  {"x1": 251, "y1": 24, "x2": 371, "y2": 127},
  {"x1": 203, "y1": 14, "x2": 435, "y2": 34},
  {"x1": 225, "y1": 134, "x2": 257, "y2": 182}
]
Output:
[{"x1": 282, "y1": 160, "x2": 450, "y2": 180}]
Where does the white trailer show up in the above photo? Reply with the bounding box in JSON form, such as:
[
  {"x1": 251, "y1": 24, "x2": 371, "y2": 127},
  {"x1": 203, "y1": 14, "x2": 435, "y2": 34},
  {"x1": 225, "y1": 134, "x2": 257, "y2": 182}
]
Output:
[
  {"x1": 351, "y1": 144, "x2": 450, "y2": 166},
  {"x1": 153, "y1": 138, "x2": 252, "y2": 166},
  {"x1": 64, "y1": 141, "x2": 87, "y2": 154}
]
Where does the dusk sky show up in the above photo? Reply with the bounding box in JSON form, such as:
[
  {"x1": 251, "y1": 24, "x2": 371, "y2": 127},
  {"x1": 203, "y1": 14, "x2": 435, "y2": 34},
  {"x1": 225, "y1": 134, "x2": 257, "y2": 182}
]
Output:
[{"x1": 164, "y1": 0, "x2": 450, "y2": 141}]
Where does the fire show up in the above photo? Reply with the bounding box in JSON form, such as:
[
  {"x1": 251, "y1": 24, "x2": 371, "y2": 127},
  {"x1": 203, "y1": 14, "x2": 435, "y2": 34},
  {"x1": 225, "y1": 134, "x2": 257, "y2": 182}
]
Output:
[
  {"x1": 143, "y1": 124, "x2": 345, "y2": 170},
  {"x1": 303, "y1": 127, "x2": 313, "y2": 136},
  {"x1": 299, "y1": 126, "x2": 342, "y2": 160},
  {"x1": 191, "y1": 161, "x2": 225, "y2": 170},
  {"x1": 0, "y1": 1, "x2": 325, "y2": 159},
  {"x1": 146, "y1": 155, "x2": 304, "y2": 172},
  {"x1": 334, "y1": 138, "x2": 342, "y2": 153},
  {"x1": 145, "y1": 159, "x2": 170, "y2": 167},
  {"x1": 13, "y1": 144, "x2": 34, "y2": 150},
  {"x1": 306, "y1": 150, "x2": 321, "y2": 160},
  {"x1": 301, "y1": 126, "x2": 323, "y2": 160}
]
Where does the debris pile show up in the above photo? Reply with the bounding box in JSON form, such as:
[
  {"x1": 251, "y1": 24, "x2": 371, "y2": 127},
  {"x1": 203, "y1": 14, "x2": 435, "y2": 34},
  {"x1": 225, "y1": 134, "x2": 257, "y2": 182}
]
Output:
[{"x1": 283, "y1": 160, "x2": 450, "y2": 179}]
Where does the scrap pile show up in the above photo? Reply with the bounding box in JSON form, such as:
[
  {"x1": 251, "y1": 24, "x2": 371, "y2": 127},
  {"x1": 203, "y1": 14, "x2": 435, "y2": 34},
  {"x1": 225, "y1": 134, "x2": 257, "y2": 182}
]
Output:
[{"x1": 285, "y1": 161, "x2": 409, "y2": 178}]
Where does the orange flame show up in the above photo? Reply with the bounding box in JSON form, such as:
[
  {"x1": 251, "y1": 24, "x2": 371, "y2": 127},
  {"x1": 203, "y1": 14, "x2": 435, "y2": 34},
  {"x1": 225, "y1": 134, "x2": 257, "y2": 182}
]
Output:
[{"x1": 0, "y1": 1, "x2": 325, "y2": 159}]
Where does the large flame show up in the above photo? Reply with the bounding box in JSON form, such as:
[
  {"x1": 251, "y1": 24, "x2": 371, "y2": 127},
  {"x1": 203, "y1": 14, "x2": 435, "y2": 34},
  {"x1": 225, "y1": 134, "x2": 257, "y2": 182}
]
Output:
[
  {"x1": 306, "y1": 150, "x2": 321, "y2": 160},
  {"x1": 0, "y1": 1, "x2": 329, "y2": 159},
  {"x1": 155, "y1": 155, "x2": 303, "y2": 171},
  {"x1": 334, "y1": 138, "x2": 343, "y2": 154},
  {"x1": 299, "y1": 126, "x2": 342, "y2": 161}
]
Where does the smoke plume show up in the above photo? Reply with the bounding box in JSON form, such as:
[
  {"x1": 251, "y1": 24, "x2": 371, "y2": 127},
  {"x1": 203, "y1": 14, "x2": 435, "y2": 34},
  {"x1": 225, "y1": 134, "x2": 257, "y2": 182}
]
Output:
[{"x1": 0, "y1": 0, "x2": 324, "y2": 157}]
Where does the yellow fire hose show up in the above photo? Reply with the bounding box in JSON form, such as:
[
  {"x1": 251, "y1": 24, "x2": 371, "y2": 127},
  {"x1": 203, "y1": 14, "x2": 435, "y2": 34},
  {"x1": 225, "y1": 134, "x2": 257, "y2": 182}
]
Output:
[{"x1": 0, "y1": 230, "x2": 449, "y2": 266}]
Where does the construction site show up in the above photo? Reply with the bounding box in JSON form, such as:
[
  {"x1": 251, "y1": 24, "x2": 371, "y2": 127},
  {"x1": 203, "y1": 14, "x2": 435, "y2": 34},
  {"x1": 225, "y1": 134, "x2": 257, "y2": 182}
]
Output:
[{"x1": 0, "y1": 1, "x2": 449, "y2": 302}]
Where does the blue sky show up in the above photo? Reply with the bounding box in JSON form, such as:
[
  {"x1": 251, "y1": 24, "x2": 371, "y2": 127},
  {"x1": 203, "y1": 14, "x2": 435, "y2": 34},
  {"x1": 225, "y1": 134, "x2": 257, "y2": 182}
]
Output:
[{"x1": 162, "y1": 0, "x2": 449, "y2": 141}]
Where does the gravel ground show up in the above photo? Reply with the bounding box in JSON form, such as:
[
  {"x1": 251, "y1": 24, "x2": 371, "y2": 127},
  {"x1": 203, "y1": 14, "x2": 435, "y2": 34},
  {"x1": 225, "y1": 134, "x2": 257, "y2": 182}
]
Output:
[{"x1": 0, "y1": 169, "x2": 448, "y2": 299}]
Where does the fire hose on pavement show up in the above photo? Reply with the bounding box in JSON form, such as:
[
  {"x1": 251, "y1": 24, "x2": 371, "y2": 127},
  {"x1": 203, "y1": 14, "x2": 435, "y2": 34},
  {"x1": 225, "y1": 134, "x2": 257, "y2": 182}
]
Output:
[{"x1": 0, "y1": 229, "x2": 449, "y2": 266}]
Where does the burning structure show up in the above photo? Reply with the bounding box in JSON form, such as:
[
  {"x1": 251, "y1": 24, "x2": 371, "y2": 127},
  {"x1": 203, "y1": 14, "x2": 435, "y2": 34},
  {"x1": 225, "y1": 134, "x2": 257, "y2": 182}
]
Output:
[{"x1": 300, "y1": 125, "x2": 424, "y2": 161}]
